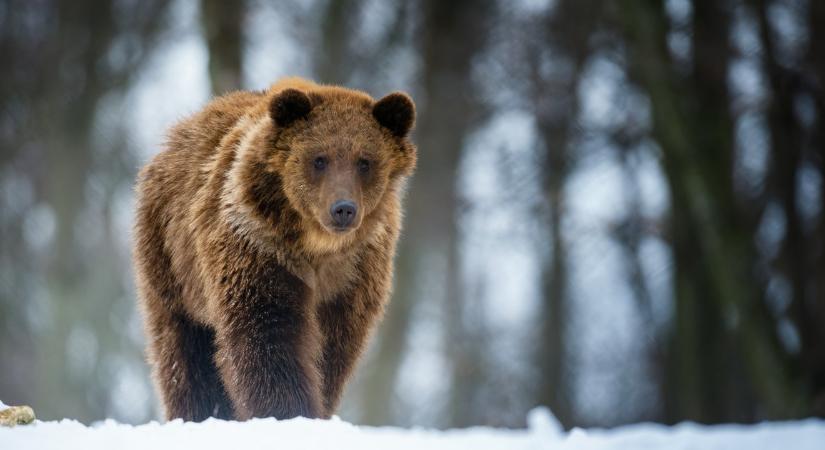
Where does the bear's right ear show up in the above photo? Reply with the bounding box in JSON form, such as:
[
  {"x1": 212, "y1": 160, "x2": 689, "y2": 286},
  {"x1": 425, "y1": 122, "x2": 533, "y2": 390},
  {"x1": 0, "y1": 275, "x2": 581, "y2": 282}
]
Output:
[
  {"x1": 373, "y1": 92, "x2": 415, "y2": 138},
  {"x1": 270, "y1": 89, "x2": 313, "y2": 128}
]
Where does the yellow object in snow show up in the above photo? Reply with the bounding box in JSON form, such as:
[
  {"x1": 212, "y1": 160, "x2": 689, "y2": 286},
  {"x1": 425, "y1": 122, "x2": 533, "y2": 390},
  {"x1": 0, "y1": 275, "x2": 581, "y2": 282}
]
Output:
[{"x1": 0, "y1": 405, "x2": 35, "y2": 427}]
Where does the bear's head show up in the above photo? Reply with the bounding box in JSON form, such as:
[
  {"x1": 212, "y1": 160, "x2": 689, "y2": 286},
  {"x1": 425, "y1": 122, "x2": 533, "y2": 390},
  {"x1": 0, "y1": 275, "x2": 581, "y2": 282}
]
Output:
[{"x1": 238, "y1": 84, "x2": 416, "y2": 249}]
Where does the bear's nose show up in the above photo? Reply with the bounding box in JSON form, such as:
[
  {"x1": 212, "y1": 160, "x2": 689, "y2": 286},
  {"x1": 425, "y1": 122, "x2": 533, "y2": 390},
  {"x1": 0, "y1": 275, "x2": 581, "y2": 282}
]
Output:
[{"x1": 330, "y1": 200, "x2": 357, "y2": 229}]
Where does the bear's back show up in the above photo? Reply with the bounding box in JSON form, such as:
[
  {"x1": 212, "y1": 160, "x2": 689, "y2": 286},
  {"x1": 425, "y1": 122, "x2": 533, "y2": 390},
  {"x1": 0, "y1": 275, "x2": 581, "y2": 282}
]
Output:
[
  {"x1": 136, "y1": 90, "x2": 263, "y2": 216},
  {"x1": 134, "y1": 90, "x2": 265, "y2": 321}
]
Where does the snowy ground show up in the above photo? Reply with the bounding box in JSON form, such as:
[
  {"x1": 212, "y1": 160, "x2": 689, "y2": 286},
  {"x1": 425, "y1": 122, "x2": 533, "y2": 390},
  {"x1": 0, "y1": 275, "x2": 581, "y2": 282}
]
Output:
[{"x1": 2, "y1": 406, "x2": 824, "y2": 450}]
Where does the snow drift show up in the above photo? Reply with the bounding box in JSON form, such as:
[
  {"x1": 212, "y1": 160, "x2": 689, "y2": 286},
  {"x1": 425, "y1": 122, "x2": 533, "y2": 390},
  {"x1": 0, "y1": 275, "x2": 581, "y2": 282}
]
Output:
[{"x1": 1, "y1": 406, "x2": 824, "y2": 450}]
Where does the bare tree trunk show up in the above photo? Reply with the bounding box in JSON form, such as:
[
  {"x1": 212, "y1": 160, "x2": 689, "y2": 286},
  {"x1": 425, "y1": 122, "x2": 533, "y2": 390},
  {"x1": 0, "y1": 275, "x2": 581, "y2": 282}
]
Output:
[
  {"x1": 315, "y1": 0, "x2": 359, "y2": 84},
  {"x1": 619, "y1": 0, "x2": 805, "y2": 422},
  {"x1": 538, "y1": 183, "x2": 570, "y2": 425},
  {"x1": 767, "y1": 0, "x2": 825, "y2": 418},
  {"x1": 531, "y1": 0, "x2": 602, "y2": 427},
  {"x1": 807, "y1": 0, "x2": 825, "y2": 417},
  {"x1": 201, "y1": 0, "x2": 244, "y2": 94},
  {"x1": 0, "y1": 0, "x2": 170, "y2": 422},
  {"x1": 412, "y1": 0, "x2": 494, "y2": 427}
]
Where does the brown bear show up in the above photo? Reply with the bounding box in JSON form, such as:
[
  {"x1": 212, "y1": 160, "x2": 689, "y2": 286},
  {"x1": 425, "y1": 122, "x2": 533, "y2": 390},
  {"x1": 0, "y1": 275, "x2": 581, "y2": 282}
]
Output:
[{"x1": 132, "y1": 77, "x2": 416, "y2": 421}]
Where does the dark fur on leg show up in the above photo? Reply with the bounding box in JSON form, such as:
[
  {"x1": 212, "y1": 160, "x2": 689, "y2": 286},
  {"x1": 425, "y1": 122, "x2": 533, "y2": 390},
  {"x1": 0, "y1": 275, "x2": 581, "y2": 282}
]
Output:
[
  {"x1": 316, "y1": 240, "x2": 392, "y2": 415},
  {"x1": 214, "y1": 258, "x2": 324, "y2": 420},
  {"x1": 317, "y1": 295, "x2": 381, "y2": 414},
  {"x1": 147, "y1": 310, "x2": 234, "y2": 421}
]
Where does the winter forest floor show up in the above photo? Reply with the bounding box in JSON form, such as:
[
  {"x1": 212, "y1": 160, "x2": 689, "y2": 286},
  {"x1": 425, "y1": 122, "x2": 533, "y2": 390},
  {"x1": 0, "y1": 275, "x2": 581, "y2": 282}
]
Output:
[{"x1": 1, "y1": 407, "x2": 824, "y2": 450}]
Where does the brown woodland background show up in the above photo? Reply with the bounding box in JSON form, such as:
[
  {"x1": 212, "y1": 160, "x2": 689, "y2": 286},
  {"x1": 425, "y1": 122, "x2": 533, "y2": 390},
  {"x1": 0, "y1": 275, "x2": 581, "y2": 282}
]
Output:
[{"x1": 0, "y1": 0, "x2": 824, "y2": 428}]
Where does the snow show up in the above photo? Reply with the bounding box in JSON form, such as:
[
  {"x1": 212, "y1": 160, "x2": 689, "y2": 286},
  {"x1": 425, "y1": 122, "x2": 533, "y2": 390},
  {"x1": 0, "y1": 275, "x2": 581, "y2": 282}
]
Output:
[{"x1": 1, "y1": 407, "x2": 824, "y2": 450}]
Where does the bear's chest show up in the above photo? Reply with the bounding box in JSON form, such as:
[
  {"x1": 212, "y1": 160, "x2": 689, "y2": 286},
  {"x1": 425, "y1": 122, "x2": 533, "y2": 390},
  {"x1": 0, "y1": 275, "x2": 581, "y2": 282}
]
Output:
[{"x1": 312, "y1": 254, "x2": 360, "y2": 303}]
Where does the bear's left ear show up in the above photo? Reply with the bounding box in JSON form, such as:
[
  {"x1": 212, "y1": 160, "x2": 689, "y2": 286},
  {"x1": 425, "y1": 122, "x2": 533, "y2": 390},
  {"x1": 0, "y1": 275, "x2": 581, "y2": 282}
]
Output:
[
  {"x1": 373, "y1": 92, "x2": 415, "y2": 138},
  {"x1": 270, "y1": 89, "x2": 313, "y2": 128}
]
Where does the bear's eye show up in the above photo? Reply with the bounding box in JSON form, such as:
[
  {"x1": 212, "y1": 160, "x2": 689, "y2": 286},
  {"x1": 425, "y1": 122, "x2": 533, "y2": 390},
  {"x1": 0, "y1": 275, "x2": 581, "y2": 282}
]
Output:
[
  {"x1": 314, "y1": 156, "x2": 327, "y2": 171},
  {"x1": 357, "y1": 158, "x2": 371, "y2": 174}
]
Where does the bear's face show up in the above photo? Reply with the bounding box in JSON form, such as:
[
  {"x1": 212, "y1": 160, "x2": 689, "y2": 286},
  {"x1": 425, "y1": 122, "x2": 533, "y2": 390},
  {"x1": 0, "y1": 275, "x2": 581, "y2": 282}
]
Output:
[{"x1": 268, "y1": 88, "x2": 416, "y2": 237}]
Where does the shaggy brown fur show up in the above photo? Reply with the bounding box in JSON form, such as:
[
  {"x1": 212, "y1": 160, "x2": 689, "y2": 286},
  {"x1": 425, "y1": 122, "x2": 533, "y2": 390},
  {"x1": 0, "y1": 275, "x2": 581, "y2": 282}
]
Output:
[{"x1": 133, "y1": 77, "x2": 416, "y2": 421}]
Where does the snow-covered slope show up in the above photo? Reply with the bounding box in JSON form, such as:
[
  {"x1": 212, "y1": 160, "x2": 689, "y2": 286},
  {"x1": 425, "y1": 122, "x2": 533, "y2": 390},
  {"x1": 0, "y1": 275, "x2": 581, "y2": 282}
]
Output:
[{"x1": 1, "y1": 407, "x2": 823, "y2": 450}]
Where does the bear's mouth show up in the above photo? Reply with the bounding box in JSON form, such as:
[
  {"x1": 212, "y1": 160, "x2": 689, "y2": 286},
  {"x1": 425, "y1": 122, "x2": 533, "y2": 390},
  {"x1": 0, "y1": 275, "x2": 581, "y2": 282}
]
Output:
[
  {"x1": 324, "y1": 221, "x2": 358, "y2": 234},
  {"x1": 316, "y1": 218, "x2": 358, "y2": 235}
]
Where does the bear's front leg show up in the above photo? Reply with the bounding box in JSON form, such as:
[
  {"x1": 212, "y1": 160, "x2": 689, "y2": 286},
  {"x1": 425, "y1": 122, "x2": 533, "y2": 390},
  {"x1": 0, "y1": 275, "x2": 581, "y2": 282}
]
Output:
[
  {"x1": 213, "y1": 259, "x2": 324, "y2": 420},
  {"x1": 317, "y1": 242, "x2": 393, "y2": 415}
]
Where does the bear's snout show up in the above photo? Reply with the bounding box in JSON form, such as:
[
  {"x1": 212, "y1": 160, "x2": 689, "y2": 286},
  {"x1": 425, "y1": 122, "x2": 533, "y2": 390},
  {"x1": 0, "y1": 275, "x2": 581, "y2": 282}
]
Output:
[{"x1": 330, "y1": 200, "x2": 357, "y2": 230}]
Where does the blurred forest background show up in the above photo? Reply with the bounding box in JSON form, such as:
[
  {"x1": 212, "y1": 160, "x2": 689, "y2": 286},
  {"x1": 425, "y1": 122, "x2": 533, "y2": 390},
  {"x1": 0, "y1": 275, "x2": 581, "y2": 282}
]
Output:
[{"x1": 1, "y1": 0, "x2": 824, "y2": 428}]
